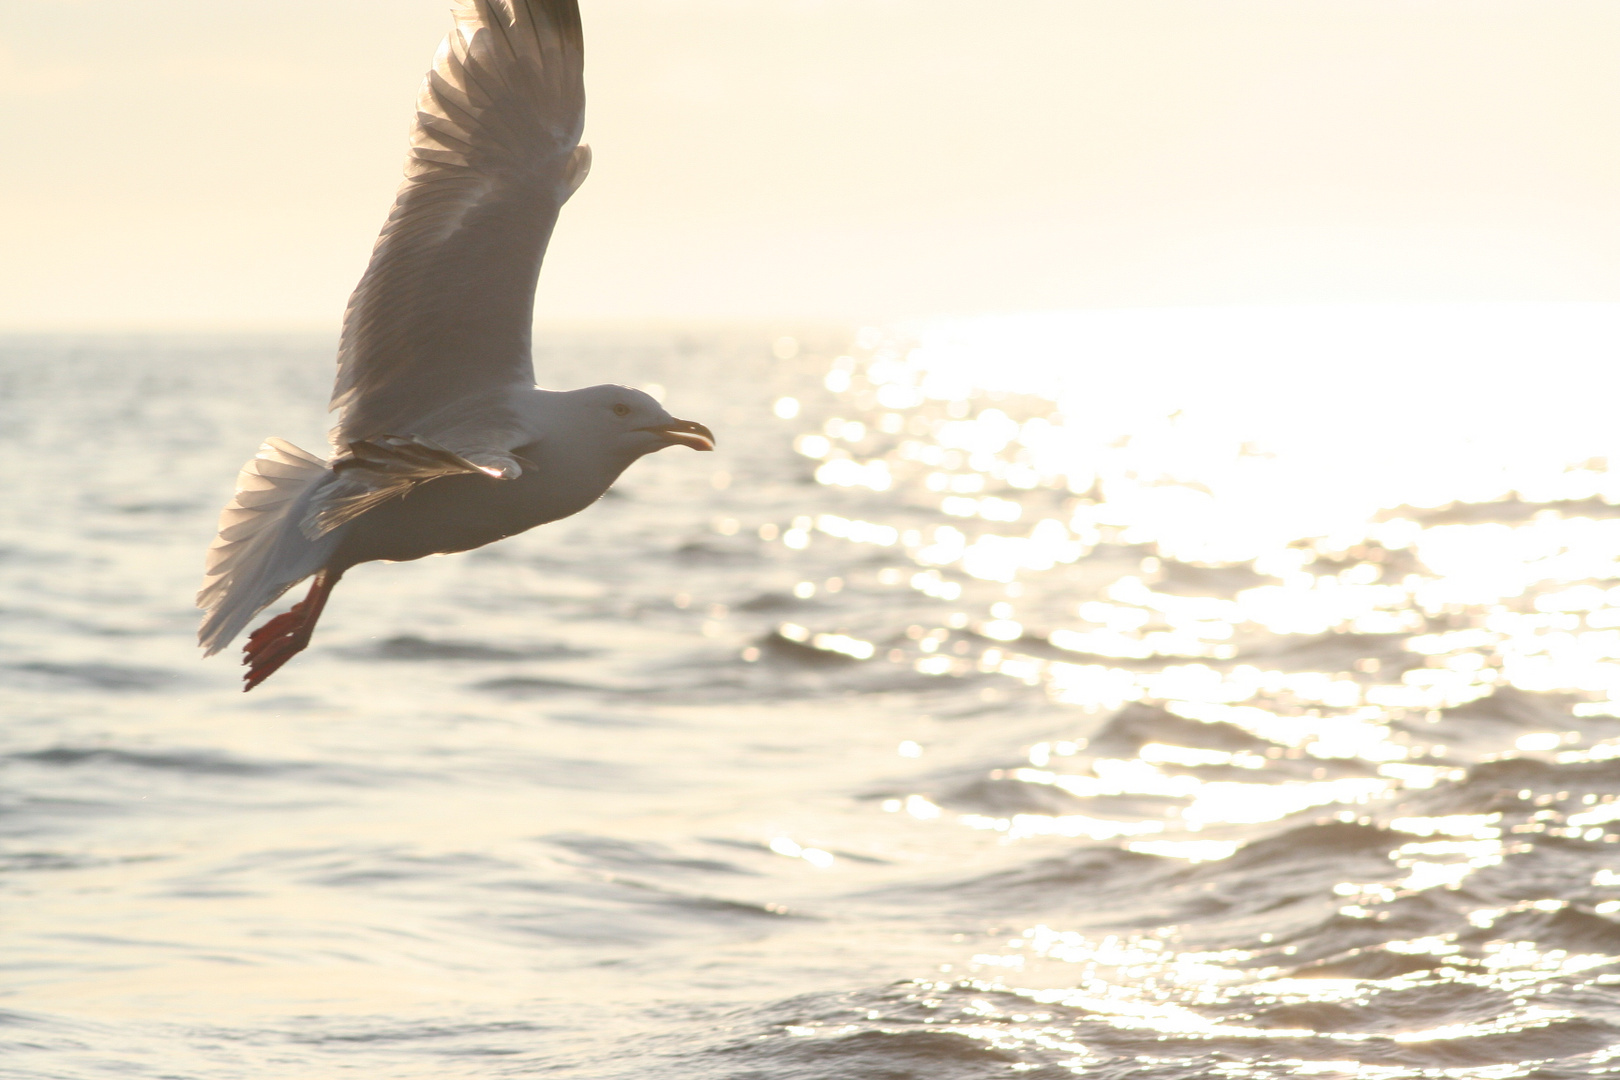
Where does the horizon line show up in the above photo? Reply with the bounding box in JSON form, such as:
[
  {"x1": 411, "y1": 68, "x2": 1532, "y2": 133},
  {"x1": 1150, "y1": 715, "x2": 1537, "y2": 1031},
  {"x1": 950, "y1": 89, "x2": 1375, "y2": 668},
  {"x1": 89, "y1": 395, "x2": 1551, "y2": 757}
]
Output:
[{"x1": 5, "y1": 299, "x2": 1620, "y2": 338}]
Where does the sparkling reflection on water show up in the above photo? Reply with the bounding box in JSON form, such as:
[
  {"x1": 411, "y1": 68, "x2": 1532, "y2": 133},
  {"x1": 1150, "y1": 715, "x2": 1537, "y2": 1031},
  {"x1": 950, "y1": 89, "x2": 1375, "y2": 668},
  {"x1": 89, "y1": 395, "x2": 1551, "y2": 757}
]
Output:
[{"x1": 6, "y1": 307, "x2": 1620, "y2": 1078}]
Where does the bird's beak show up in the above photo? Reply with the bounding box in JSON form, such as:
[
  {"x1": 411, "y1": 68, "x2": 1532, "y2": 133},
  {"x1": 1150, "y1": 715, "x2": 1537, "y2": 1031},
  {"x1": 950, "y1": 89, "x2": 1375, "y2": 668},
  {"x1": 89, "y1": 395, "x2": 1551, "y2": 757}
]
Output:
[{"x1": 642, "y1": 418, "x2": 715, "y2": 451}]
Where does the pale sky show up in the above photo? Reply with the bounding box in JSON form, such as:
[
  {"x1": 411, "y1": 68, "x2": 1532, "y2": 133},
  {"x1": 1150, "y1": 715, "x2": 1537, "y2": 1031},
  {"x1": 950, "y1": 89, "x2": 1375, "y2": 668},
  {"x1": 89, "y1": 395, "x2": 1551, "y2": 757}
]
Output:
[{"x1": 3, "y1": 0, "x2": 1618, "y2": 328}]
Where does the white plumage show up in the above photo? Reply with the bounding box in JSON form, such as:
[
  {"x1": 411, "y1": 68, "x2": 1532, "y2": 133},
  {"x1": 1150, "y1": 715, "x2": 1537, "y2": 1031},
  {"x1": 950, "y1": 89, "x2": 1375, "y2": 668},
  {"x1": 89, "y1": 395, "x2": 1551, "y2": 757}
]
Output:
[
  {"x1": 197, "y1": 439, "x2": 337, "y2": 656},
  {"x1": 197, "y1": 0, "x2": 713, "y2": 690}
]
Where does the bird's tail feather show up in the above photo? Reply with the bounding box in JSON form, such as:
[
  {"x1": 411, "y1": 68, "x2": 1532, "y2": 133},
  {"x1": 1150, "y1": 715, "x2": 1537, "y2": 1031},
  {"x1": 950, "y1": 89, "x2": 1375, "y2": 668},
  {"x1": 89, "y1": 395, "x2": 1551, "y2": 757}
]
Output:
[{"x1": 197, "y1": 438, "x2": 341, "y2": 656}]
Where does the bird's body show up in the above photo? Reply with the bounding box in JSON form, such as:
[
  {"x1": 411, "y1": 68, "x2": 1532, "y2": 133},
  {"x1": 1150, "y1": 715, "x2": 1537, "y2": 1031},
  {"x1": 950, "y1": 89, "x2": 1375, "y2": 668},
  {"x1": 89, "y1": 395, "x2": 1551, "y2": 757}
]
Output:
[
  {"x1": 329, "y1": 387, "x2": 682, "y2": 569},
  {"x1": 197, "y1": 0, "x2": 712, "y2": 690},
  {"x1": 333, "y1": 456, "x2": 562, "y2": 566}
]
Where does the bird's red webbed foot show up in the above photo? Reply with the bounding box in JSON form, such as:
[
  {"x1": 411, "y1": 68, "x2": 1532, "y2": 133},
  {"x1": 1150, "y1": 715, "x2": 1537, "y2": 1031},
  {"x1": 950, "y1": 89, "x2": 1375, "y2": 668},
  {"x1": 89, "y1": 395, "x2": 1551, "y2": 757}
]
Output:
[
  {"x1": 242, "y1": 606, "x2": 313, "y2": 690},
  {"x1": 242, "y1": 571, "x2": 339, "y2": 691}
]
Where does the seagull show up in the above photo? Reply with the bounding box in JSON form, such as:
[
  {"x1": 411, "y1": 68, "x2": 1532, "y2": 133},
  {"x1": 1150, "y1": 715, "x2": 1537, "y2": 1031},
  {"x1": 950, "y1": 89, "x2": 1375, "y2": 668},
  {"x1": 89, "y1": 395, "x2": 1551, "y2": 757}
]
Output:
[{"x1": 197, "y1": 0, "x2": 713, "y2": 691}]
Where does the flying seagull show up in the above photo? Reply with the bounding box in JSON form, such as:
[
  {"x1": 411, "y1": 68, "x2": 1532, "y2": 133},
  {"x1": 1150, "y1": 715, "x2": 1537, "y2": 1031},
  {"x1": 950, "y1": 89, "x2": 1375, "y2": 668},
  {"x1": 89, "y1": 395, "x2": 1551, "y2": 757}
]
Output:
[{"x1": 197, "y1": 0, "x2": 713, "y2": 691}]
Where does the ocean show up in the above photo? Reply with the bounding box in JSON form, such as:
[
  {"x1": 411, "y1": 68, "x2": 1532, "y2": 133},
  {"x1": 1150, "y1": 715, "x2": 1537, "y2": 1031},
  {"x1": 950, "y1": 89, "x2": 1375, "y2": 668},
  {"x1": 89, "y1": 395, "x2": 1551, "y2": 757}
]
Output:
[{"x1": 5, "y1": 305, "x2": 1620, "y2": 1078}]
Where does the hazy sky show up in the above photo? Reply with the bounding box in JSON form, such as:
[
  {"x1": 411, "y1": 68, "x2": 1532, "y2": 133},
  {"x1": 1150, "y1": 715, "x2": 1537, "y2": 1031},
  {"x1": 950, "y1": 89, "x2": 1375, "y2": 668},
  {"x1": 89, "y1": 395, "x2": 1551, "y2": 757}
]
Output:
[{"x1": 3, "y1": 0, "x2": 1619, "y2": 328}]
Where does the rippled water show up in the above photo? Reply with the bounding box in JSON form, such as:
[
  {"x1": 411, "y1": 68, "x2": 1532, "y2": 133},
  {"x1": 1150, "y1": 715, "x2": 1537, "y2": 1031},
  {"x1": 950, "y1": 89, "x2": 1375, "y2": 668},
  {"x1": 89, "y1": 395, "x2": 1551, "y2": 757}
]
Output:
[{"x1": 7, "y1": 307, "x2": 1620, "y2": 1078}]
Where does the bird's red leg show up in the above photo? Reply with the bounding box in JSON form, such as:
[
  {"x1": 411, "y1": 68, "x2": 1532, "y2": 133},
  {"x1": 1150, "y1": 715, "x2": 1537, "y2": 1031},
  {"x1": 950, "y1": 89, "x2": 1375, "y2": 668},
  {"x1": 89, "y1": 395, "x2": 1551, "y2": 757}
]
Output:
[{"x1": 242, "y1": 570, "x2": 341, "y2": 692}]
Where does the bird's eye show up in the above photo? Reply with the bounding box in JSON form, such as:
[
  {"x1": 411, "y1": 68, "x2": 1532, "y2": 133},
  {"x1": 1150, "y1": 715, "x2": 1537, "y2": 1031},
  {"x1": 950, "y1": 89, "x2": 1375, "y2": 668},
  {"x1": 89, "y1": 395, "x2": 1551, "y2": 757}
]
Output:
[{"x1": 612, "y1": 403, "x2": 631, "y2": 417}]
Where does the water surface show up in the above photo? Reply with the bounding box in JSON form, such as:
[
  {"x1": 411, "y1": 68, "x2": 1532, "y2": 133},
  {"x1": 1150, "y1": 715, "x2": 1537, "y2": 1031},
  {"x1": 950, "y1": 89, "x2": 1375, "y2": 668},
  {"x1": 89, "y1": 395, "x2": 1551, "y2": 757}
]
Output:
[{"x1": 5, "y1": 308, "x2": 1620, "y2": 1078}]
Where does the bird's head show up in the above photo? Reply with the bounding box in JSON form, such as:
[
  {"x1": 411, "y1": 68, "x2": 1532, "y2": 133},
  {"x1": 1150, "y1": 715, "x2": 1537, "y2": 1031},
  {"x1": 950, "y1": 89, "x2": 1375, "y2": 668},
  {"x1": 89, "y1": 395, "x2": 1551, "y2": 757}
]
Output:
[{"x1": 561, "y1": 384, "x2": 715, "y2": 461}]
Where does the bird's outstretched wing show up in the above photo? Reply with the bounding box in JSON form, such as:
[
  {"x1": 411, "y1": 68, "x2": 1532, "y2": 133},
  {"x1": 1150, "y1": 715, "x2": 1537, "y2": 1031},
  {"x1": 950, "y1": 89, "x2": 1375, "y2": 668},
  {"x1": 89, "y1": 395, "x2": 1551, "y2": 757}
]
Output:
[{"x1": 329, "y1": 0, "x2": 588, "y2": 465}]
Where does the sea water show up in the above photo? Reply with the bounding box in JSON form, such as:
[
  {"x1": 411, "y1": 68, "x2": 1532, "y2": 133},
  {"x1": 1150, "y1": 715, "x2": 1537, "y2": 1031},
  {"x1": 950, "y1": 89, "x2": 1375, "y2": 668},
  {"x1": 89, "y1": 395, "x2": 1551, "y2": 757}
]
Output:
[{"x1": 5, "y1": 306, "x2": 1620, "y2": 1078}]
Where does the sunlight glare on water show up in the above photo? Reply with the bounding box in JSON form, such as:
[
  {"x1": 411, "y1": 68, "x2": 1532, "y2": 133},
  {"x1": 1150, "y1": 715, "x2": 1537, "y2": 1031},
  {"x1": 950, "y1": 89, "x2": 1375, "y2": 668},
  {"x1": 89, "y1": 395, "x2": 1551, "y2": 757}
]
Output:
[{"x1": 761, "y1": 304, "x2": 1620, "y2": 1078}]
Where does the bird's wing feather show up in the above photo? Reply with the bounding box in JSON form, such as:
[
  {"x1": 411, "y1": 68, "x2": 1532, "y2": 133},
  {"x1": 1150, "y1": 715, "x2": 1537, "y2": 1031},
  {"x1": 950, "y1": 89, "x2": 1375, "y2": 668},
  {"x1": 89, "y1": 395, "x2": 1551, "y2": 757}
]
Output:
[
  {"x1": 330, "y1": 0, "x2": 587, "y2": 464},
  {"x1": 301, "y1": 435, "x2": 516, "y2": 538}
]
